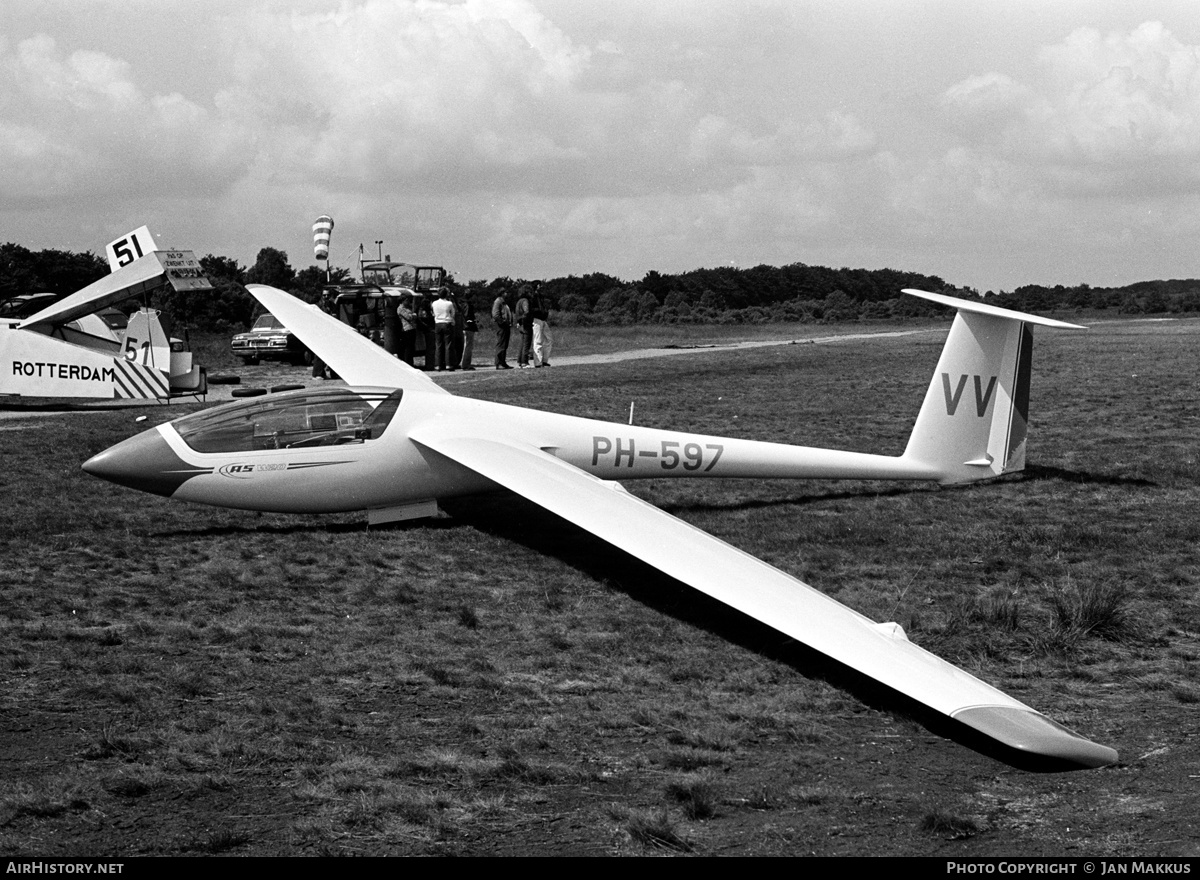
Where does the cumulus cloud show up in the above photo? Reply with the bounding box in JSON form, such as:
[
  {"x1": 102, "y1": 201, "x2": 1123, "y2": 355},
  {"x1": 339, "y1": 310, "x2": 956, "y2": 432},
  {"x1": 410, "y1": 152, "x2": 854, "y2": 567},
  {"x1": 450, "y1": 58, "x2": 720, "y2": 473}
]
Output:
[
  {"x1": 209, "y1": 0, "x2": 867, "y2": 201},
  {"x1": 215, "y1": 0, "x2": 598, "y2": 193},
  {"x1": 942, "y1": 21, "x2": 1200, "y2": 195},
  {"x1": 0, "y1": 34, "x2": 248, "y2": 202},
  {"x1": 28, "y1": 1, "x2": 1194, "y2": 292}
]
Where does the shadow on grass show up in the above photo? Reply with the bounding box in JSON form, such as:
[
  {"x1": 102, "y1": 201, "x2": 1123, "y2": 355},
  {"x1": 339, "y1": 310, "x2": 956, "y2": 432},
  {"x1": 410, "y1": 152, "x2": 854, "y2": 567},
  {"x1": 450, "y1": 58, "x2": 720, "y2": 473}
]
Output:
[
  {"x1": 657, "y1": 482, "x2": 935, "y2": 515},
  {"x1": 143, "y1": 476, "x2": 1116, "y2": 773},
  {"x1": 440, "y1": 491, "x2": 1110, "y2": 774},
  {"x1": 154, "y1": 518, "x2": 459, "y2": 539},
  {"x1": 1019, "y1": 464, "x2": 1155, "y2": 487},
  {"x1": 657, "y1": 465, "x2": 1156, "y2": 518}
]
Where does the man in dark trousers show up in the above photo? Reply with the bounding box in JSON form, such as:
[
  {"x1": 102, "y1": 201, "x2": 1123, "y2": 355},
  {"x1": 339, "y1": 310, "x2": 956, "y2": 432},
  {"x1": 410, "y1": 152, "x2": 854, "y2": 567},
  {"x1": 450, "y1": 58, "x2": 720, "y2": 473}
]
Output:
[
  {"x1": 492, "y1": 289, "x2": 513, "y2": 369},
  {"x1": 514, "y1": 284, "x2": 533, "y2": 368},
  {"x1": 431, "y1": 287, "x2": 457, "y2": 371},
  {"x1": 311, "y1": 289, "x2": 337, "y2": 379}
]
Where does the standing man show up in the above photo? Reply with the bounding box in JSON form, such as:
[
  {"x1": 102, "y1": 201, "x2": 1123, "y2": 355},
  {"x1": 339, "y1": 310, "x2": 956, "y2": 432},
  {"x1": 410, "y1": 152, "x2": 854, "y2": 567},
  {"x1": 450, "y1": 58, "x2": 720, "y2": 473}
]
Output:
[
  {"x1": 531, "y1": 281, "x2": 553, "y2": 367},
  {"x1": 311, "y1": 289, "x2": 337, "y2": 380},
  {"x1": 432, "y1": 287, "x2": 457, "y2": 371},
  {"x1": 397, "y1": 292, "x2": 417, "y2": 366},
  {"x1": 515, "y1": 284, "x2": 533, "y2": 368},
  {"x1": 459, "y1": 293, "x2": 477, "y2": 371},
  {"x1": 416, "y1": 292, "x2": 435, "y2": 370},
  {"x1": 450, "y1": 289, "x2": 466, "y2": 369},
  {"x1": 492, "y1": 288, "x2": 513, "y2": 370},
  {"x1": 382, "y1": 293, "x2": 400, "y2": 356}
]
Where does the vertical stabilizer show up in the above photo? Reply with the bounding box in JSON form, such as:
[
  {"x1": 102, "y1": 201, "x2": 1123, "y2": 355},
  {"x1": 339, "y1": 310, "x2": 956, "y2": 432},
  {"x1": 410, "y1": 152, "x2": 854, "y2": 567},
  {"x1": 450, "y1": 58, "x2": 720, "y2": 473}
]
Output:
[
  {"x1": 123, "y1": 309, "x2": 172, "y2": 377},
  {"x1": 899, "y1": 290, "x2": 1083, "y2": 484}
]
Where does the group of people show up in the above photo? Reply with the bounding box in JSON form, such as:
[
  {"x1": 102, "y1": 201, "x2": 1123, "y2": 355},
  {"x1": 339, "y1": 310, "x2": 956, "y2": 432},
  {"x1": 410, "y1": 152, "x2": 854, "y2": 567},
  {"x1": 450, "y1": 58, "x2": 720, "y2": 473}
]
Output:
[
  {"x1": 314, "y1": 282, "x2": 552, "y2": 377},
  {"x1": 491, "y1": 283, "x2": 553, "y2": 370},
  {"x1": 316, "y1": 285, "x2": 478, "y2": 375}
]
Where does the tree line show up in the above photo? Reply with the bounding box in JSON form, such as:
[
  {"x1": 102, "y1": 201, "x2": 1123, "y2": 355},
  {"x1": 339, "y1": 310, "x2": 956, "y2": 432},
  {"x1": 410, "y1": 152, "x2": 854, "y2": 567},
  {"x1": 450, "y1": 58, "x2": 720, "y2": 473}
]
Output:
[{"x1": 4, "y1": 240, "x2": 1199, "y2": 333}]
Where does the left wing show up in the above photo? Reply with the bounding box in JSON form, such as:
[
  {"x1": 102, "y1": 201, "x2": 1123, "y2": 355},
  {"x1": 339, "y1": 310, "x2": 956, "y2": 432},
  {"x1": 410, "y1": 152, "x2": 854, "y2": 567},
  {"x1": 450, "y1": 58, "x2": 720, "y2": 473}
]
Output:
[
  {"x1": 249, "y1": 284, "x2": 448, "y2": 395},
  {"x1": 409, "y1": 423, "x2": 1117, "y2": 769}
]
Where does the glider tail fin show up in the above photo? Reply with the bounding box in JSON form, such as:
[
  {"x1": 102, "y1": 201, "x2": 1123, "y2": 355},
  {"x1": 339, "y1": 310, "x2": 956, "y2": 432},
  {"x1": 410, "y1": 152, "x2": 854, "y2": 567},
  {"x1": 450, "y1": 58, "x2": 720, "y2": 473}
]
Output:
[
  {"x1": 122, "y1": 308, "x2": 172, "y2": 375},
  {"x1": 900, "y1": 289, "x2": 1084, "y2": 485}
]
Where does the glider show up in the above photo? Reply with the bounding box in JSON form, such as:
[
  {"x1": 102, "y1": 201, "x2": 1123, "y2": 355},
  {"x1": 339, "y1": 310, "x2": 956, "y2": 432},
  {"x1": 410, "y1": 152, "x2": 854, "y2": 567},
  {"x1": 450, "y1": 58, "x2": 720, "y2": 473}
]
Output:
[
  {"x1": 1, "y1": 227, "x2": 210, "y2": 400},
  {"x1": 83, "y1": 286, "x2": 1117, "y2": 770}
]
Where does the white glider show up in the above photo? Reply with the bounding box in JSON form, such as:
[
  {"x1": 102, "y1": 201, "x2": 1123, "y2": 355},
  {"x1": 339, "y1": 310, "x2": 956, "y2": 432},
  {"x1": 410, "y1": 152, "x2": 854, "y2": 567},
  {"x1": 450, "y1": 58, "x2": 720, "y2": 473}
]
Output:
[
  {"x1": 83, "y1": 286, "x2": 1115, "y2": 769},
  {"x1": 1, "y1": 227, "x2": 211, "y2": 400}
]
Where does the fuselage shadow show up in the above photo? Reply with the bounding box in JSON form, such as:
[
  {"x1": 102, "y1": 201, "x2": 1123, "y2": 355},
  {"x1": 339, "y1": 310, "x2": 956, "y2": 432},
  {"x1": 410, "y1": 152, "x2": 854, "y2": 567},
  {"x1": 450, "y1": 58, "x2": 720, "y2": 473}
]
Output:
[{"x1": 1018, "y1": 464, "x2": 1155, "y2": 487}]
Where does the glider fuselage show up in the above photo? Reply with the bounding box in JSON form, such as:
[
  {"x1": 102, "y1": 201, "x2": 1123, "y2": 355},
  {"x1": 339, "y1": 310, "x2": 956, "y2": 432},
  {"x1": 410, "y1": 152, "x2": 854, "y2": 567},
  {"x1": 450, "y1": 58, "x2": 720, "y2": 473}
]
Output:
[{"x1": 84, "y1": 384, "x2": 939, "y2": 515}]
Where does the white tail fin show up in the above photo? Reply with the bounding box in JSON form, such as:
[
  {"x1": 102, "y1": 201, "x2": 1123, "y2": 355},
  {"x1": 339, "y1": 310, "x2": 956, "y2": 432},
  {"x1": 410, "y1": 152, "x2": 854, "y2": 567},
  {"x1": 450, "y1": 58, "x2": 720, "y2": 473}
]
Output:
[
  {"x1": 900, "y1": 289, "x2": 1084, "y2": 484},
  {"x1": 123, "y1": 308, "x2": 172, "y2": 376}
]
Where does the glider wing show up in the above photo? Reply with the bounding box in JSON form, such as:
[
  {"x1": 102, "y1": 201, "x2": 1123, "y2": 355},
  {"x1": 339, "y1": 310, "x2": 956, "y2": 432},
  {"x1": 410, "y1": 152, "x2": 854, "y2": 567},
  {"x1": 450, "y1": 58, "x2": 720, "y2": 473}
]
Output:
[
  {"x1": 409, "y1": 423, "x2": 1116, "y2": 769},
  {"x1": 248, "y1": 284, "x2": 448, "y2": 394},
  {"x1": 20, "y1": 251, "x2": 209, "y2": 329}
]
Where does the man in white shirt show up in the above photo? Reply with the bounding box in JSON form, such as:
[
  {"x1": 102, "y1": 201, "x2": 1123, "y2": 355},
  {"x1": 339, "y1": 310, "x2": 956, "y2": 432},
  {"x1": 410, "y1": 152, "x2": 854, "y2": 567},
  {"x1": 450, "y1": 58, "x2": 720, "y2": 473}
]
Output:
[{"x1": 432, "y1": 288, "x2": 457, "y2": 371}]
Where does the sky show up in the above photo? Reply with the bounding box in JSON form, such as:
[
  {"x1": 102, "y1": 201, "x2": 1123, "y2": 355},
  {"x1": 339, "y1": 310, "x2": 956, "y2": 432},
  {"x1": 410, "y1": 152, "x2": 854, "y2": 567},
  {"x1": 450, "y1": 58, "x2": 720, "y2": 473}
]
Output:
[{"x1": 3, "y1": 0, "x2": 1200, "y2": 293}]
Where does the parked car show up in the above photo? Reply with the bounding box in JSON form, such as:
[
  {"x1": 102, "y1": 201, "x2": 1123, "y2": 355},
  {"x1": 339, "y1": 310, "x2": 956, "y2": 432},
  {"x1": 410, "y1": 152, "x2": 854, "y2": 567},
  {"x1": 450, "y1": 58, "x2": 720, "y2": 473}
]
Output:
[
  {"x1": 231, "y1": 313, "x2": 310, "y2": 365},
  {"x1": 0, "y1": 292, "x2": 58, "y2": 320}
]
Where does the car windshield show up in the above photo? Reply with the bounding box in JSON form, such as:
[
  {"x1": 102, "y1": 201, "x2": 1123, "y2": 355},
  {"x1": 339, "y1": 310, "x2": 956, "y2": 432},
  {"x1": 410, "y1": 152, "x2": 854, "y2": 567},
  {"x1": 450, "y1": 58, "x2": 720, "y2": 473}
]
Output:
[
  {"x1": 173, "y1": 388, "x2": 404, "y2": 453},
  {"x1": 0, "y1": 294, "x2": 58, "y2": 319},
  {"x1": 251, "y1": 314, "x2": 285, "y2": 331}
]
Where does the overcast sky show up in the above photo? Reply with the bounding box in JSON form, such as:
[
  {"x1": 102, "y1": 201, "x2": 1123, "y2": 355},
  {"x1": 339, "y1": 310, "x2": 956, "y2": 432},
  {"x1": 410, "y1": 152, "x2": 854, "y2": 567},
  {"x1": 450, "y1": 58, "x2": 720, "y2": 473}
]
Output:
[{"x1": 3, "y1": 0, "x2": 1200, "y2": 292}]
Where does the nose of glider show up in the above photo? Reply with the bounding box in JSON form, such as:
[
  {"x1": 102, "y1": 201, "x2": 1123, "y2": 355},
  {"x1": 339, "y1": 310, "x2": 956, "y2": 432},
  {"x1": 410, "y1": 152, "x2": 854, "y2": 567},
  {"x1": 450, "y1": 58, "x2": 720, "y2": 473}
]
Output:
[{"x1": 83, "y1": 427, "x2": 205, "y2": 497}]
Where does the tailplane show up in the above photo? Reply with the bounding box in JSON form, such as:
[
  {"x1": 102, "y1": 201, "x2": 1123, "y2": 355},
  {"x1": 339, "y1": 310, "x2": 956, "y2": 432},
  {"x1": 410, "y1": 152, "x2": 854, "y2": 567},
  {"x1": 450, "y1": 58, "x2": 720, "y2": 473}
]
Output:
[{"x1": 900, "y1": 289, "x2": 1084, "y2": 484}]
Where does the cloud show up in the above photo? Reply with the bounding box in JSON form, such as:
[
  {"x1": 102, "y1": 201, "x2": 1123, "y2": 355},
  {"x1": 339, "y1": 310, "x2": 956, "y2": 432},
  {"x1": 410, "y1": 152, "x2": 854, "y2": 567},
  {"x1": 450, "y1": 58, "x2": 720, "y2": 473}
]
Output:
[
  {"x1": 941, "y1": 21, "x2": 1200, "y2": 196},
  {"x1": 0, "y1": 34, "x2": 249, "y2": 202},
  {"x1": 210, "y1": 0, "x2": 870, "y2": 201},
  {"x1": 216, "y1": 0, "x2": 596, "y2": 193},
  {"x1": 24, "y1": 1, "x2": 1194, "y2": 293},
  {"x1": 687, "y1": 111, "x2": 876, "y2": 166},
  {"x1": 0, "y1": 0, "x2": 893, "y2": 280}
]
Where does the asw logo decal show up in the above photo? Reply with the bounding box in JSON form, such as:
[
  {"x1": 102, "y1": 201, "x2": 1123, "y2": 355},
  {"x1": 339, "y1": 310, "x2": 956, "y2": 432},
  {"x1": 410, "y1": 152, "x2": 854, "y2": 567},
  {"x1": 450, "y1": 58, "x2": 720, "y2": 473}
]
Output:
[{"x1": 942, "y1": 373, "x2": 997, "y2": 417}]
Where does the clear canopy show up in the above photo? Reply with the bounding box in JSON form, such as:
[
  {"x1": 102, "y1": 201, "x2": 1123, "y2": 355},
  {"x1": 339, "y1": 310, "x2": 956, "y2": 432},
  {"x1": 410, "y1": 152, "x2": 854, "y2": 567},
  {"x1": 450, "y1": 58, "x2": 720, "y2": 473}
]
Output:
[{"x1": 173, "y1": 388, "x2": 404, "y2": 453}]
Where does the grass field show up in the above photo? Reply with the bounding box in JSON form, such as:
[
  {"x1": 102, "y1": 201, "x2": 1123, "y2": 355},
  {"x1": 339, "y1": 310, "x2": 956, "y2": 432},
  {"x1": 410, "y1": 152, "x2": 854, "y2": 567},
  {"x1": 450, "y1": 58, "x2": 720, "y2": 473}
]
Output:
[{"x1": 2, "y1": 316, "x2": 1198, "y2": 856}]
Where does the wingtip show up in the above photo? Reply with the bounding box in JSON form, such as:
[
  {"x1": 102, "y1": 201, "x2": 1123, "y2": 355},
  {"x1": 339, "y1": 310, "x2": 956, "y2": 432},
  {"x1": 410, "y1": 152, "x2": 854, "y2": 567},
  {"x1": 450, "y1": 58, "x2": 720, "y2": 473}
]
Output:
[{"x1": 953, "y1": 706, "x2": 1117, "y2": 770}]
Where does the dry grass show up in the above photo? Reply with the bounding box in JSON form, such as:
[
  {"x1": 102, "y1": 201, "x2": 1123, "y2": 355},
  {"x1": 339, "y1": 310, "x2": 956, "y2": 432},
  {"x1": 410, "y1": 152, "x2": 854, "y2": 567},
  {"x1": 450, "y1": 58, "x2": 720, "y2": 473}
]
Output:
[
  {"x1": 2, "y1": 317, "x2": 1199, "y2": 854},
  {"x1": 920, "y1": 807, "x2": 981, "y2": 839},
  {"x1": 610, "y1": 805, "x2": 693, "y2": 853}
]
